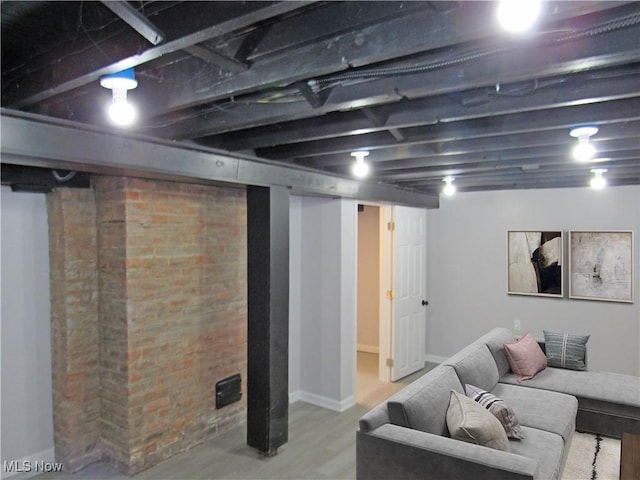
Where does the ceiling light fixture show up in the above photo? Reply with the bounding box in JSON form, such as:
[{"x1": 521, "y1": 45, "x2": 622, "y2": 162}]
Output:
[
  {"x1": 570, "y1": 125, "x2": 598, "y2": 162},
  {"x1": 590, "y1": 168, "x2": 607, "y2": 190},
  {"x1": 496, "y1": 0, "x2": 542, "y2": 33},
  {"x1": 351, "y1": 151, "x2": 370, "y2": 178},
  {"x1": 100, "y1": 68, "x2": 138, "y2": 127},
  {"x1": 442, "y1": 176, "x2": 456, "y2": 196}
]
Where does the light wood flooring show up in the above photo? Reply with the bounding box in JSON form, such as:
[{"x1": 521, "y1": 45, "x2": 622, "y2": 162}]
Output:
[{"x1": 26, "y1": 355, "x2": 435, "y2": 480}]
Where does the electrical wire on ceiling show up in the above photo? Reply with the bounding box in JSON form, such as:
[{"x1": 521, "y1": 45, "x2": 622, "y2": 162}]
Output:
[
  {"x1": 142, "y1": 7, "x2": 640, "y2": 130},
  {"x1": 311, "y1": 9, "x2": 640, "y2": 89}
]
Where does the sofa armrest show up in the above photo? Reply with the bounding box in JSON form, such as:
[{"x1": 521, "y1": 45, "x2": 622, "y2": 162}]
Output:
[{"x1": 357, "y1": 424, "x2": 539, "y2": 480}]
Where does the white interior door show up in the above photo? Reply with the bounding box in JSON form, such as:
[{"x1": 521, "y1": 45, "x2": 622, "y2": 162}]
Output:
[{"x1": 391, "y1": 206, "x2": 427, "y2": 381}]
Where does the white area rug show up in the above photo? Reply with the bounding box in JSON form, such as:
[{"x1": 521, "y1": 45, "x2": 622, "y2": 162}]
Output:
[{"x1": 563, "y1": 432, "x2": 621, "y2": 480}]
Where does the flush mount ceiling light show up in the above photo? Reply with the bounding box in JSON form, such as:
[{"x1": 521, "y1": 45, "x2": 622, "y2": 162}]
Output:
[
  {"x1": 100, "y1": 68, "x2": 138, "y2": 127},
  {"x1": 442, "y1": 176, "x2": 456, "y2": 196},
  {"x1": 590, "y1": 168, "x2": 607, "y2": 190},
  {"x1": 496, "y1": 0, "x2": 542, "y2": 33},
  {"x1": 351, "y1": 151, "x2": 370, "y2": 178},
  {"x1": 570, "y1": 125, "x2": 598, "y2": 161}
]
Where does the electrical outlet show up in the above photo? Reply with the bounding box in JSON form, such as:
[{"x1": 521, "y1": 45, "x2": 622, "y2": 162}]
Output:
[{"x1": 514, "y1": 319, "x2": 522, "y2": 332}]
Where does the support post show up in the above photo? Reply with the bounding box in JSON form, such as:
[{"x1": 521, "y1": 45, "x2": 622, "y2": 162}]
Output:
[{"x1": 246, "y1": 185, "x2": 290, "y2": 455}]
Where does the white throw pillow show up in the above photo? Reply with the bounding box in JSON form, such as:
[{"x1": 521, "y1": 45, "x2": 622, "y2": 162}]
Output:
[{"x1": 446, "y1": 390, "x2": 510, "y2": 452}]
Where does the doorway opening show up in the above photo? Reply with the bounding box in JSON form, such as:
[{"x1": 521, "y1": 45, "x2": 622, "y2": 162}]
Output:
[
  {"x1": 355, "y1": 203, "x2": 398, "y2": 408},
  {"x1": 355, "y1": 203, "x2": 434, "y2": 408}
]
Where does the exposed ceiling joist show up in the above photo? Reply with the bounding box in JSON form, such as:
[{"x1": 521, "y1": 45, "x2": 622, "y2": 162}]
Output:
[
  {"x1": 8, "y1": 1, "x2": 317, "y2": 109},
  {"x1": 101, "y1": 0, "x2": 165, "y2": 46}
]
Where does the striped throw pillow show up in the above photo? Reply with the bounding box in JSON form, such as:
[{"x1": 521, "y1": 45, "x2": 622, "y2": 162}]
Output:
[
  {"x1": 543, "y1": 330, "x2": 590, "y2": 371},
  {"x1": 465, "y1": 384, "x2": 524, "y2": 439}
]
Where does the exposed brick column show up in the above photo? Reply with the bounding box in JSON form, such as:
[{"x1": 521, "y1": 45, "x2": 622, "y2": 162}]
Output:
[
  {"x1": 48, "y1": 176, "x2": 248, "y2": 476},
  {"x1": 123, "y1": 178, "x2": 248, "y2": 474},
  {"x1": 94, "y1": 177, "x2": 131, "y2": 472},
  {"x1": 47, "y1": 188, "x2": 101, "y2": 473}
]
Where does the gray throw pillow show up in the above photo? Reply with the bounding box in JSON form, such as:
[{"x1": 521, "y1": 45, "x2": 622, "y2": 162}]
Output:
[
  {"x1": 446, "y1": 390, "x2": 510, "y2": 452},
  {"x1": 543, "y1": 330, "x2": 590, "y2": 371},
  {"x1": 465, "y1": 384, "x2": 524, "y2": 439}
]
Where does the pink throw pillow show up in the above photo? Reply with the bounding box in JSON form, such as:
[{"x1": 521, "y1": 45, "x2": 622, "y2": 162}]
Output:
[{"x1": 504, "y1": 332, "x2": 547, "y2": 381}]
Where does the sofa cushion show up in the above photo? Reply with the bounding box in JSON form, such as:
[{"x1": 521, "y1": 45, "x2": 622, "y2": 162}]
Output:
[
  {"x1": 483, "y1": 328, "x2": 517, "y2": 378},
  {"x1": 387, "y1": 365, "x2": 463, "y2": 436},
  {"x1": 492, "y1": 382, "x2": 578, "y2": 443},
  {"x1": 543, "y1": 330, "x2": 589, "y2": 371},
  {"x1": 500, "y1": 368, "x2": 640, "y2": 408},
  {"x1": 446, "y1": 390, "x2": 510, "y2": 452},
  {"x1": 465, "y1": 383, "x2": 524, "y2": 439},
  {"x1": 509, "y1": 426, "x2": 565, "y2": 480},
  {"x1": 444, "y1": 342, "x2": 500, "y2": 392},
  {"x1": 504, "y1": 332, "x2": 548, "y2": 381}
]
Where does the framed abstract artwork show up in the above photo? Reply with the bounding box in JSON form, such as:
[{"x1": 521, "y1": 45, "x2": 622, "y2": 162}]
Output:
[
  {"x1": 569, "y1": 230, "x2": 633, "y2": 303},
  {"x1": 507, "y1": 231, "x2": 563, "y2": 297}
]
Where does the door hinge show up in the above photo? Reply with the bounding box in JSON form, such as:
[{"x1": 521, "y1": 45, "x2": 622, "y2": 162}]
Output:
[
  {"x1": 387, "y1": 221, "x2": 395, "y2": 231},
  {"x1": 387, "y1": 290, "x2": 395, "y2": 300},
  {"x1": 386, "y1": 358, "x2": 394, "y2": 368}
]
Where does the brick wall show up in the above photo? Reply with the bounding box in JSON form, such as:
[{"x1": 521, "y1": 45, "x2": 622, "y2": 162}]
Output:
[
  {"x1": 47, "y1": 188, "x2": 101, "y2": 472},
  {"x1": 48, "y1": 176, "x2": 247, "y2": 475}
]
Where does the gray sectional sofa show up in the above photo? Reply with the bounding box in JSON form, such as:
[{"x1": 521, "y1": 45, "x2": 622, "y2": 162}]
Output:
[{"x1": 356, "y1": 328, "x2": 640, "y2": 480}]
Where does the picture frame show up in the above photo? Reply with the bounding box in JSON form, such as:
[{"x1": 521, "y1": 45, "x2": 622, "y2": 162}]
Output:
[
  {"x1": 569, "y1": 230, "x2": 634, "y2": 303},
  {"x1": 507, "y1": 230, "x2": 563, "y2": 297}
]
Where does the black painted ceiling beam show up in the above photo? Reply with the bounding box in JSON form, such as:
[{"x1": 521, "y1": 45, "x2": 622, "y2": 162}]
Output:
[
  {"x1": 159, "y1": 18, "x2": 640, "y2": 140},
  {"x1": 301, "y1": 121, "x2": 640, "y2": 168},
  {"x1": 329, "y1": 140, "x2": 640, "y2": 175},
  {"x1": 8, "y1": 2, "x2": 316, "y2": 109},
  {"x1": 0, "y1": 109, "x2": 438, "y2": 207},
  {"x1": 101, "y1": 0, "x2": 165, "y2": 46},
  {"x1": 374, "y1": 152, "x2": 640, "y2": 182},
  {"x1": 260, "y1": 98, "x2": 640, "y2": 161},
  {"x1": 198, "y1": 71, "x2": 640, "y2": 151}
]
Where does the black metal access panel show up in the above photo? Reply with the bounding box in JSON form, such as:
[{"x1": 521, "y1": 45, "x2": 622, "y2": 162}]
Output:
[{"x1": 246, "y1": 185, "x2": 290, "y2": 456}]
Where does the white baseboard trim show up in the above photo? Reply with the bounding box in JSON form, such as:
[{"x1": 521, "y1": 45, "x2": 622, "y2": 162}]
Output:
[
  {"x1": 289, "y1": 390, "x2": 301, "y2": 404},
  {"x1": 1, "y1": 448, "x2": 56, "y2": 480},
  {"x1": 357, "y1": 344, "x2": 379, "y2": 354},
  {"x1": 292, "y1": 391, "x2": 355, "y2": 412},
  {"x1": 425, "y1": 353, "x2": 447, "y2": 365}
]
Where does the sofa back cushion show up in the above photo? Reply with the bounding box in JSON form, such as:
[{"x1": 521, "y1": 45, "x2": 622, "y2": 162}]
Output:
[
  {"x1": 483, "y1": 328, "x2": 517, "y2": 378},
  {"x1": 387, "y1": 365, "x2": 463, "y2": 436},
  {"x1": 444, "y1": 342, "x2": 500, "y2": 392}
]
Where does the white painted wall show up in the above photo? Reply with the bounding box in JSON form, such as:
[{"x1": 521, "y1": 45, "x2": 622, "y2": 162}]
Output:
[
  {"x1": 426, "y1": 185, "x2": 640, "y2": 375},
  {"x1": 1, "y1": 187, "x2": 55, "y2": 476},
  {"x1": 288, "y1": 196, "x2": 302, "y2": 401},
  {"x1": 291, "y1": 196, "x2": 357, "y2": 411}
]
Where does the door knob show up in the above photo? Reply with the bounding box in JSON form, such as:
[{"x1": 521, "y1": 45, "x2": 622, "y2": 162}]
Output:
[{"x1": 422, "y1": 300, "x2": 429, "y2": 306}]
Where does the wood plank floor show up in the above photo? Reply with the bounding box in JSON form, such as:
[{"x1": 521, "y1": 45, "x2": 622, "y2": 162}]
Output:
[
  {"x1": 29, "y1": 402, "x2": 367, "y2": 480},
  {"x1": 27, "y1": 359, "x2": 436, "y2": 480}
]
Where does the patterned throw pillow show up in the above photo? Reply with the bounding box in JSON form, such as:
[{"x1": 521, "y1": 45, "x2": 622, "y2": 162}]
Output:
[
  {"x1": 543, "y1": 330, "x2": 590, "y2": 371},
  {"x1": 465, "y1": 384, "x2": 525, "y2": 439}
]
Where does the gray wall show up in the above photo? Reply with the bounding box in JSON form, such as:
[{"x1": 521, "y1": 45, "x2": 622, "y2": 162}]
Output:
[
  {"x1": 426, "y1": 185, "x2": 640, "y2": 375},
  {"x1": 289, "y1": 196, "x2": 302, "y2": 400},
  {"x1": 1, "y1": 187, "x2": 55, "y2": 472},
  {"x1": 290, "y1": 196, "x2": 357, "y2": 411}
]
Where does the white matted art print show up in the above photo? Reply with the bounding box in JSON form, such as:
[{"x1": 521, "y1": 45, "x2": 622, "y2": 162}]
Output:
[
  {"x1": 569, "y1": 230, "x2": 633, "y2": 303},
  {"x1": 507, "y1": 231, "x2": 563, "y2": 297}
]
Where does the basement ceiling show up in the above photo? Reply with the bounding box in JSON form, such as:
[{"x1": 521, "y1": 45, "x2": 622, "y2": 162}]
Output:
[{"x1": 2, "y1": 1, "x2": 639, "y2": 195}]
